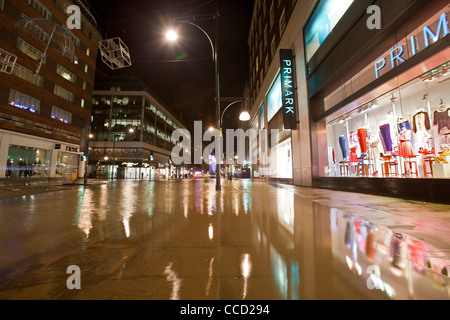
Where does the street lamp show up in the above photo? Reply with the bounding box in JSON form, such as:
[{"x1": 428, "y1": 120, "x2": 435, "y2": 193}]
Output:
[
  {"x1": 166, "y1": 10, "x2": 221, "y2": 190},
  {"x1": 165, "y1": 9, "x2": 250, "y2": 191}
]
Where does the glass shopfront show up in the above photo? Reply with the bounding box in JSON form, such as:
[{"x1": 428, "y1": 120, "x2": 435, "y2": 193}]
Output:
[
  {"x1": 56, "y1": 152, "x2": 79, "y2": 179},
  {"x1": 6, "y1": 145, "x2": 51, "y2": 178},
  {"x1": 324, "y1": 62, "x2": 450, "y2": 179}
]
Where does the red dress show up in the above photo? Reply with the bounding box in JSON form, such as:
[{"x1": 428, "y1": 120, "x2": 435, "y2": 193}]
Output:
[{"x1": 399, "y1": 130, "x2": 414, "y2": 157}]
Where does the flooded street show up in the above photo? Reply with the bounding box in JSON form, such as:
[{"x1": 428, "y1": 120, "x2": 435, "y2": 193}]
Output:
[{"x1": 0, "y1": 179, "x2": 449, "y2": 300}]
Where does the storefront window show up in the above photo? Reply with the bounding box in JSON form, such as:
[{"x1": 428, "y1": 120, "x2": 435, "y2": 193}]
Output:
[
  {"x1": 56, "y1": 152, "x2": 79, "y2": 179},
  {"x1": 267, "y1": 74, "x2": 282, "y2": 121},
  {"x1": 271, "y1": 136, "x2": 293, "y2": 179},
  {"x1": 325, "y1": 62, "x2": 450, "y2": 179},
  {"x1": 6, "y1": 145, "x2": 51, "y2": 178}
]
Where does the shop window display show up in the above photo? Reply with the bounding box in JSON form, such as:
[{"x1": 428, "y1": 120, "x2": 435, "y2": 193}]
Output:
[
  {"x1": 325, "y1": 62, "x2": 450, "y2": 179},
  {"x1": 6, "y1": 145, "x2": 51, "y2": 178}
]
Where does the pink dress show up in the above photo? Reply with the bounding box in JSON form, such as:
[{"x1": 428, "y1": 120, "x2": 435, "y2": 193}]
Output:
[{"x1": 399, "y1": 130, "x2": 414, "y2": 157}]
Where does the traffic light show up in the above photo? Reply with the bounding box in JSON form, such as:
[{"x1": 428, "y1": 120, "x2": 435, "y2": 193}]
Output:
[
  {"x1": 168, "y1": 157, "x2": 172, "y2": 164},
  {"x1": 149, "y1": 152, "x2": 154, "y2": 161},
  {"x1": 81, "y1": 154, "x2": 87, "y2": 162}
]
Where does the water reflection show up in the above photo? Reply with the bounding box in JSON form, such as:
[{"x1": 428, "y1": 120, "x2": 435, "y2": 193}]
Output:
[
  {"x1": 240, "y1": 254, "x2": 252, "y2": 299},
  {"x1": 254, "y1": 185, "x2": 449, "y2": 300},
  {"x1": 164, "y1": 262, "x2": 182, "y2": 300}
]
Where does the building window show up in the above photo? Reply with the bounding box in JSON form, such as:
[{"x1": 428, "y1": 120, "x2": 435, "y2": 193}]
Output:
[
  {"x1": 56, "y1": 64, "x2": 76, "y2": 83},
  {"x1": 265, "y1": 55, "x2": 269, "y2": 74},
  {"x1": 8, "y1": 89, "x2": 41, "y2": 114},
  {"x1": 17, "y1": 38, "x2": 43, "y2": 62},
  {"x1": 263, "y1": 25, "x2": 268, "y2": 47},
  {"x1": 13, "y1": 64, "x2": 44, "y2": 87},
  {"x1": 84, "y1": 64, "x2": 89, "y2": 73},
  {"x1": 27, "y1": 0, "x2": 52, "y2": 20},
  {"x1": 271, "y1": 36, "x2": 277, "y2": 58},
  {"x1": 0, "y1": 0, "x2": 4, "y2": 10},
  {"x1": 54, "y1": 84, "x2": 74, "y2": 103},
  {"x1": 51, "y1": 106, "x2": 72, "y2": 124},
  {"x1": 81, "y1": 99, "x2": 85, "y2": 108},
  {"x1": 279, "y1": 9, "x2": 286, "y2": 36},
  {"x1": 269, "y1": 2, "x2": 275, "y2": 28}
]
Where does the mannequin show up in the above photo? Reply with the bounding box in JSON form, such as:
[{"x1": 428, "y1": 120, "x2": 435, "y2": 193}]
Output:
[
  {"x1": 398, "y1": 122, "x2": 414, "y2": 158},
  {"x1": 339, "y1": 135, "x2": 347, "y2": 160},
  {"x1": 349, "y1": 131, "x2": 359, "y2": 163},
  {"x1": 413, "y1": 110, "x2": 433, "y2": 152},
  {"x1": 357, "y1": 128, "x2": 368, "y2": 157}
]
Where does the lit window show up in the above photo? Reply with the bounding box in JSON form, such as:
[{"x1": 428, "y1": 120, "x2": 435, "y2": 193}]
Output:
[
  {"x1": 57, "y1": 64, "x2": 76, "y2": 83},
  {"x1": 8, "y1": 89, "x2": 41, "y2": 114},
  {"x1": 51, "y1": 106, "x2": 72, "y2": 124}
]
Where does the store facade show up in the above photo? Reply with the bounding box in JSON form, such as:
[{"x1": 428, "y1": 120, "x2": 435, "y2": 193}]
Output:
[
  {"x1": 0, "y1": 129, "x2": 83, "y2": 180},
  {"x1": 307, "y1": 0, "x2": 450, "y2": 202}
]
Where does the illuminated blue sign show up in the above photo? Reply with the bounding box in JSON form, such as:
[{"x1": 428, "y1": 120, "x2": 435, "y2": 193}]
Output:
[
  {"x1": 375, "y1": 11, "x2": 448, "y2": 79},
  {"x1": 304, "y1": 0, "x2": 354, "y2": 63},
  {"x1": 280, "y1": 49, "x2": 298, "y2": 130}
]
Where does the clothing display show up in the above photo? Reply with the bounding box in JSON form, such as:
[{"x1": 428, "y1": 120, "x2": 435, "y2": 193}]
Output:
[
  {"x1": 412, "y1": 111, "x2": 433, "y2": 151},
  {"x1": 412, "y1": 111, "x2": 431, "y2": 133},
  {"x1": 350, "y1": 147, "x2": 358, "y2": 163},
  {"x1": 339, "y1": 135, "x2": 347, "y2": 159},
  {"x1": 398, "y1": 128, "x2": 414, "y2": 157},
  {"x1": 398, "y1": 120, "x2": 414, "y2": 150},
  {"x1": 379, "y1": 123, "x2": 393, "y2": 153},
  {"x1": 369, "y1": 138, "x2": 381, "y2": 160},
  {"x1": 324, "y1": 60, "x2": 449, "y2": 180},
  {"x1": 433, "y1": 107, "x2": 450, "y2": 134},
  {"x1": 357, "y1": 128, "x2": 368, "y2": 156}
]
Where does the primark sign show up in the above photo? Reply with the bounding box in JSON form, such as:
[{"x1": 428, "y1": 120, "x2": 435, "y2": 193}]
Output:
[
  {"x1": 280, "y1": 49, "x2": 298, "y2": 130},
  {"x1": 374, "y1": 11, "x2": 449, "y2": 79}
]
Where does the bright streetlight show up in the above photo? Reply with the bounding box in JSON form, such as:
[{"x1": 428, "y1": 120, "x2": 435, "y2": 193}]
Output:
[{"x1": 165, "y1": 30, "x2": 178, "y2": 41}]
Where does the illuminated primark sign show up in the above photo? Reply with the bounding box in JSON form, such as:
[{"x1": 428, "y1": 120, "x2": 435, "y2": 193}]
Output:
[
  {"x1": 280, "y1": 49, "x2": 298, "y2": 130},
  {"x1": 374, "y1": 11, "x2": 449, "y2": 79}
]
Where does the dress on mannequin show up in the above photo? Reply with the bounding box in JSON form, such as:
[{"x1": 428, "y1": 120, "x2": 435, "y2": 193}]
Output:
[
  {"x1": 413, "y1": 111, "x2": 432, "y2": 151},
  {"x1": 349, "y1": 131, "x2": 359, "y2": 163},
  {"x1": 398, "y1": 126, "x2": 414, "y2": 157},
  {"x1": 379, "y1": 123, "x2": 393, "y2": 153}
]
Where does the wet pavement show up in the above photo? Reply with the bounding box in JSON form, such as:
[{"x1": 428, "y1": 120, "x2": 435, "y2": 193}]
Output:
[{"x1": 0, "y1": 178, "x2": 449, "y2": 300}]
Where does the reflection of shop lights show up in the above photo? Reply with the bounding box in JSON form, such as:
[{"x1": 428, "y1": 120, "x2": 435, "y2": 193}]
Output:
[{"x1": 422, "y1": 62, "x2": 450, "y2": 82}]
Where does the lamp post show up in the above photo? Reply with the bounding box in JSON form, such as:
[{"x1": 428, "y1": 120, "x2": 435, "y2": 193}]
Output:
[
  {"x1": 165, "y1": 7, "x2": 250, "y2": 190},
  {"x1": 166, "y1": 10, "x2": 222, "y2": 190}
]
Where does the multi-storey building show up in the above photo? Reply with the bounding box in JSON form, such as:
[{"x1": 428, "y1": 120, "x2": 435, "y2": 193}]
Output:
[
  {"x1": 247, "y1": 0, "x2": 299, "y2": 183},
  {"x1": 248, "y1": 0, "x2": 450, "y2": 203},
  {"x1": 0, "y1": 0, "x2": 102, "y2": 180},
  {"x1": 90, "y1": 74, "x2": 189, "y2": 180}
]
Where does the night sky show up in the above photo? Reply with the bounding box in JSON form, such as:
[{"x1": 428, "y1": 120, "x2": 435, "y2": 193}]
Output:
[{"x1": 90, "y1": 0, "x2": 255, "y2": 133}]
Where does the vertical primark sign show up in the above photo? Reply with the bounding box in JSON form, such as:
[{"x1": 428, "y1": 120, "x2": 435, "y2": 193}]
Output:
[{"x1": 280, "y1": 49, "x2": 298, "y2": 130}]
